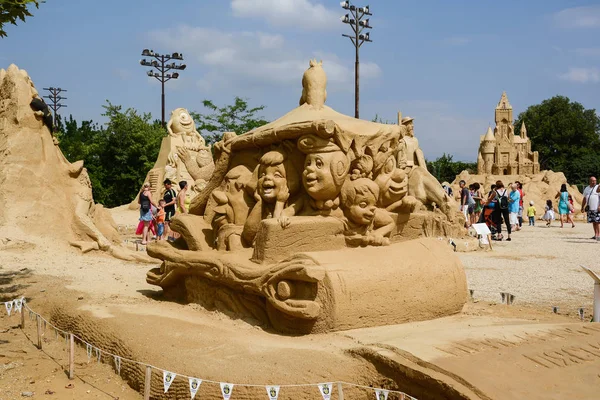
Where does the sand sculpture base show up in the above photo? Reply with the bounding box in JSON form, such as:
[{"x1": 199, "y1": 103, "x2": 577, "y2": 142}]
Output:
[{"x1": 147, "y1": 236, "x2": 467, "y2": 334}]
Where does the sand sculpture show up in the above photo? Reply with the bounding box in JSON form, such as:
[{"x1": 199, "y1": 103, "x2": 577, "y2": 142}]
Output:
[
  {"x1": 0, "y1": 64, "x2": 147, "y2": 261},
  {"x1": 131, "y1": 108, "x2": 214, "y2": 209},
  {"x1": 477, "y1": 92, "x2": 540, "y2": 175},
  {"x1": 146, "y1": 60, "x2": 467, "y2": 334}
]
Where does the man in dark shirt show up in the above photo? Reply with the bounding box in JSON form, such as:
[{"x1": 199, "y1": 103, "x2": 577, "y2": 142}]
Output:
[
  {"x1": 459, "y1": 180, "x2": 470, "y2": 225},
  {"x1": 163, "y1": 179, "x2": 177, "y2": 240}
]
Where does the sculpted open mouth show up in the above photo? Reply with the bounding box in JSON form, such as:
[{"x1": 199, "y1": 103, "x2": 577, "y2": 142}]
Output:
[{"x1": 305, "y1": 177, "x2": 318, "y2": 187}]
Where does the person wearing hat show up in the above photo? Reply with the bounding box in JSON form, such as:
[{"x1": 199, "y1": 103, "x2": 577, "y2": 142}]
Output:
[{"x1": 400, "y1": 116, "x2": 426, "y2": 169}]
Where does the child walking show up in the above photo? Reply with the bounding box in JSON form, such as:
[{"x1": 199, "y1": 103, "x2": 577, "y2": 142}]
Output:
[
  {"x1": 543, "y1": 200, "x2": 555, "y2": 227},
  {"x1": 156, "y1": 199, "x2": 166, "y2": 240},
  {"x1": 527, "y1": 201, "x2": 536, "y2": 226}
]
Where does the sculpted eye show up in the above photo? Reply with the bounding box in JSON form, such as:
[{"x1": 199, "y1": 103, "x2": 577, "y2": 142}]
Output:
[
  {"x1": 274, "y1": 172, "x2": 283, "y2": 178},
  {"x1": 315, "y1": 158, "x2": 323, "y2": 168},
  {"x1": 359, "y1": 202, "x2": 368, "y2": 208}
]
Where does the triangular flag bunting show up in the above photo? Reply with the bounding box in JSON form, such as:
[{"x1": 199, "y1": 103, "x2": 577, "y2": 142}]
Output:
[
  {"x1": 266, "y1": 385, "x2": 280, "y2": 400},
  {"x1": 163, "y1": 370, "x2": 176, "y2": 393},
  {"x1": 318, "y1": 383, "x2": 333, "y2": 400},
  {"x1": 189, "y1": 377, "x2": 202, "y2": 400},
  {"x1": 86, "y1": 343, "x2": 93, "y2": 362},
  {"x1": 5, "y1": 301, "x2": 12, "y2": 316},
  {"x1": 14, "y1": 298, "x2": 22, "y2": 313},
  {"x1": 96, "y1": 348, "x2": 102, "y2": 363},
  {"x1": 220, "y1": 382, "x2": 234, "y2": 400},
  {"x1": 114, "y1": 355, "x2": 121, "y2": 375},
  {"x1": 375, "y1": 389, "x2": 389, "y2": 400}
]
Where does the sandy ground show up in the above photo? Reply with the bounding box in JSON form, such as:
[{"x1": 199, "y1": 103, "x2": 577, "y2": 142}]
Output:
[
  {"x1": 460, "y1": 220, "x2": 598, "y2": 315},
  {"x1": 2, "y1": 207, "x2": 600, "y2": 399}
]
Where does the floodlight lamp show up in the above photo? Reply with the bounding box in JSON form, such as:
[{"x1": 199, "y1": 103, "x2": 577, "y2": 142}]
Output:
[
  {"x1": 140, "y1": 59, "x2": 146, "y2": 65},
  {"x1": 340, "y1": 1, "x2": 349, "y2": 9},
  {"x1": 172, "y1": 72, "x2": 179, "y2": 79},
  {"x1": 147, "y1": 71, "x2": 154, "y2": 77},
  {"x1": 364, "y1": 32, "x2": 371, "y2": 41},
  {"x1": 359, "y1": 18, "x2": 370, "y2": 27},
  {"x1": 178, "y1": 64, "x2": 186, "y2": 70},
  {"x1": 364, "y1": 5, "x2": 370, "y2": 14},
  {"x1": 142, "y1": 49, "x2": 151, "y2": 56},
  {"x1": 340, "y1": 14, "x2": 349, "y2": 23},
  {"x1": 152, "y1": 60, "x2": 158, "y2": 67},
  {"x1": 165, "y1": 73, "x2": 171, "y2": 79}
]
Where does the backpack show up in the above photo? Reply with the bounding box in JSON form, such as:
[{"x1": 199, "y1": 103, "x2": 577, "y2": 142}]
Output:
[{"x1": 496, "y1": 189, "x2": 509, "y2": 210}]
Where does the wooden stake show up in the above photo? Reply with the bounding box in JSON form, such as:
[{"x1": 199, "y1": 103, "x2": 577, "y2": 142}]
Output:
[
  {"x1": 337, "y1": 382, "x2": 344, "y2": 400},
  {"x1": 36, "y1": 315, "x2": 42, "y2": 349},
  {"x1": 143, "y1": 365, "x2": 152, "y2": 400},
  {"x1": 20, "y1": 307, "x2": 25, "y2": 329},
  {"x1": 68, "y1": 334, "x2": 75, "y2": 380}
]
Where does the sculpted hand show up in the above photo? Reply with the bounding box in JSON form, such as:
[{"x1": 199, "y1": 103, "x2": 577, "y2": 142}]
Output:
[
  {"x1": 254, "y1": 190, "x2": 262, "y2": 203},
  {"x1": 278, "y1": 216, "x2": 290, "y2": 229},
  {"x1": 176, "y1": 146, "x2": 191, "y2": 164},
  {"x1": 277, "y1": 185, "x2": 290, "y2": 203}
]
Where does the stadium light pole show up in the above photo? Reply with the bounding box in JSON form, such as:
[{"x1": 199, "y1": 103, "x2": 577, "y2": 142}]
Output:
[
  {"x1": 340, "y1": 1, "x2": 372, "y2": 119},
  {"x1": 42, "y1": 87, "x2": 67, "y2": 132},
  {"x1": 139, "y1": 49, "x2": 186, "y2": 128}
]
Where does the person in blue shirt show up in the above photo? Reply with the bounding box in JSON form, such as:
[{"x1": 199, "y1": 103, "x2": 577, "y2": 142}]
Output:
[
  {"x1": 555, "y1": 183, "x2": 575, "y2": 228},
  {"x1": 509, "y1": 183, "x2": 521, "y2": 232}
]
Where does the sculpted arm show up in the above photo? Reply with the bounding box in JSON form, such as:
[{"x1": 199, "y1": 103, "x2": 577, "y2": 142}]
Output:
[{"x1": 372, "y1": 209, "x2": 395, "y2": 238}]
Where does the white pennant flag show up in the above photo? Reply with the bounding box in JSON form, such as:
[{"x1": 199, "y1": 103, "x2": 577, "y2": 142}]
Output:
[
  {"x1": 163, "y1": 370, "x2": 176, "y2": 393},
  {"x1": 5, "y1": 301, "x2": 12, "y2": 316},
  {"x1": 189, "y1": 377, "x2": 202, "y2": 399},
  {"x1": 86, "y1": 344, "x2": 93, "y2": 362},
  {"x1": 96, "y1": 348, "x2": 102, "y2": 363},
  {"x1": 375, "y1": 389, "x2": 389, "y2": 400},
  {"x1": 220, "y1": 382, "x2": 234, "y2": 400},
  {"x1": 14, "y1": 298, "x2": 23, "y2": 313},
  {"x1": 318, "y1": 383, "x2": 333, "y2": 400},
  {"x1": 114, "y1": 355, "x2": 121, "y2": 375},
  {"x1": 266, "y1": 385, "x2": 280, "y2": 400}
]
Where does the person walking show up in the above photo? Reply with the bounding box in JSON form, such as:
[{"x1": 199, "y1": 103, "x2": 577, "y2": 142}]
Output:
[
  {"x1": 509, "y1": 183, "x2": 521, "y2": 232},
  {"x1": 555, "y1": 184, "x2": 575, "y2": 228},
  {"x1": 516, "y1": 181, "x2": 525, "y2": 228},
  {"x1": 581, "y1": 176, "x2": 600, "y2": 240},
  {"x1": 162, "y1": 179, "x2": 177, "y2": 241},
  {"x1": 527, "y1": 201, "x2": 536, "y2": 226},
  {"x1": 543, "y1": 200, "x2": 555, "y2": 226},
  {"x1": 138, "y1": 182, "x2": 157, "y2": 245},
  {"x1": 459, "y1": 180, "x2": 471, "y2": 227},
  {"x1": 488, "y1": 180, "x2": 511, "y2": 241}
]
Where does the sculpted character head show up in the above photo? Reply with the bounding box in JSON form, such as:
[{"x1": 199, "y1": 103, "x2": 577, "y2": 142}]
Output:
[
  {"x1": 257, "y1": 149, "x2": 299, "y2": 204},
  {"x1": 169, "y1": 107, "x2": 197, "y2": 136},
  {"x1": 401, "y1": 116, "x2": 414, "y2": 137},
  {"x1": 299, "y1": 59, "x2": 327, "y2": 109},
  {"x1": 340, "y1": 178, "x2": 379, "y2": 226},
  {"x1": 298, "y1": 134, "x2": 350, "y2": 202}
]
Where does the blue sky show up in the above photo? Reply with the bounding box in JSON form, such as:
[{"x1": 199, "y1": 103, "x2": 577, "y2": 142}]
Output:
[{"x1": 2, "y1": 0, "x2": 599, "y2": 161}]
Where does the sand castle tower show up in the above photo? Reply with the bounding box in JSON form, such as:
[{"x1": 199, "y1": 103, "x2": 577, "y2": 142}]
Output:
[{"x1": 476, "y1": 92, "x2": 540, "y2": 175}]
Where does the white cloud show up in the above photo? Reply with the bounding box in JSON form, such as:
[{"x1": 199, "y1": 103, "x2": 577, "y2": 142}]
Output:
[
  {"x1": 231, "y1": 0, "x2": 339, "y2": 30},
  {"x1": 559, "y1": 67, "x2": 600, "y2": 83},
  {"x1": 554, "y1": 6, "x2": 600, "y2": 28},
  {"x1": 441, "y1": 36, "x2": 471, "y2": 46},
  {"x1": 147, "y1": 25, "x2": 381, "y2": 93}
]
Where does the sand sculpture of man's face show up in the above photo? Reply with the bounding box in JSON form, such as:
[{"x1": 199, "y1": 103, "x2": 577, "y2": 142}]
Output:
[
  {"x1": 303, "y1": 152, "x2": 348, "y2": 201},
  {"x1": 348, "y1": 191, "x2": 377, "y2": 225},
  {"x1": 341, "y1": 178, "x2": 379, "y2": 226},
  {"x1": 258, "y1": 163, "x2": 287, "y2": 203}
]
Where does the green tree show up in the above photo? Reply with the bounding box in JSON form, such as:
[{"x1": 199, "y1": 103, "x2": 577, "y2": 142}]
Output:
[
  {"x1": 514, "y1": 96, "x2": 600, "y2": 186},
  {"x1": 427, "y1": 153, "x2": 477, "y2": 183},
  {"x1": 0, "y1": 0, "x2": 40, "y2": 37},
  {"x1": 190, "y1": 97, "x2": 268, "y2": 145},
  {"x1": 56, "y1": 103, "x2": 165, "y2": 207}
]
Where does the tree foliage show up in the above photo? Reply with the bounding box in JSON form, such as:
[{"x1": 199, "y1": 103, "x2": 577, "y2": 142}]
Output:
[
  {"x1": 56, "y1": 102, "x2": 165, "y2": 207},
  {"x1": 190, "y1": 97, "x2": 268, "y2": 145},
  {"x1": 0, "y1": 0, "x2": 40, "y2": 38},
  {"x1": 514, "y1": 96, "x2": 600, "y2": 187},
  {"x1": 427, "y1": 153, "x2": 477, "y2": 184}
]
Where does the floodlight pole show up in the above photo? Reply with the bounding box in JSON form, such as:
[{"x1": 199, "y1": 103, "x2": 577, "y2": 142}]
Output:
[
  {"x1": 139, "y1": 50, "x2": 186, "y2": 128},
  {"x1": 42, "y1": 87, "x2": 67, "y2": 132},
  {"x1": 341, "y1": 1, "x2": 372, "y2": 119}
]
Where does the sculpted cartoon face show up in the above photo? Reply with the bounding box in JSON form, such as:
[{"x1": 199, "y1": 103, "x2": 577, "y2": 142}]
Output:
[
  {"x1": 374, "y1": 156, "x2": 408, "y2": 207},
  {"x1": 171, "y1": 108, "x2": 195, "y2": 134},
  {"x1": 348, "y1": 192, "x2": 377, "y2": 225},
  {"x1": 303, "y1": 152, "x2": 347, "y2": 201},
  {"x1": 258, "y1": 164, "x2": 287, "y2": 203}
]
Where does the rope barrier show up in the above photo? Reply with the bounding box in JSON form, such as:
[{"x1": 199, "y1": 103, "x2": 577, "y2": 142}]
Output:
[{"x1": 4, "y1": 296, "x2": 417, "y2": 399}]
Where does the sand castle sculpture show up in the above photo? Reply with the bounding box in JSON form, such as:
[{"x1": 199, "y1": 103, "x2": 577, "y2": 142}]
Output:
[
  {"x1": 146, "y1": 60, "x2": 468, "y2": 334},
  {"x1": 131, "y1": 108, "x2": 214, "y2": 208},
  {"x1": 0, "y1": 65, "x2": 148, "y2": 261},
  {"x1": 477, "y1": 92, "x2": 540, "y2": 175}
]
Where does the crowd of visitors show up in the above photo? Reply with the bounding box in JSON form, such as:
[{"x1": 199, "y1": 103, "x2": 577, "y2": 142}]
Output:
[
  {"x1": 137, "y1": 178, "x2": 189, "y2": 244},
  {"x1": 459, "y1": 175, "x2": 600, "y2": 242}
]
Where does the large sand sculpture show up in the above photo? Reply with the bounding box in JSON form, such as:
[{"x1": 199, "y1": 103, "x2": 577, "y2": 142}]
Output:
[
  {"x1": 0, "y1": 65, "x2": 145, "y2": 261},
  {"x1": 130, "y1": 108, "x2": 215, "y2": 208},
  {"x1": 146, "y1": 60, "x2": 468, "y2": 334}
]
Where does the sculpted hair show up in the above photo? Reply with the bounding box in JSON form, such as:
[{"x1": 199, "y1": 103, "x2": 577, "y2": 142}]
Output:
[
  {"x1": 259, "y1": 149, "x2": 300, "y2": 194},
  {"x1": 340, "y1": 178, "x2": 380, "y2": 208}
]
